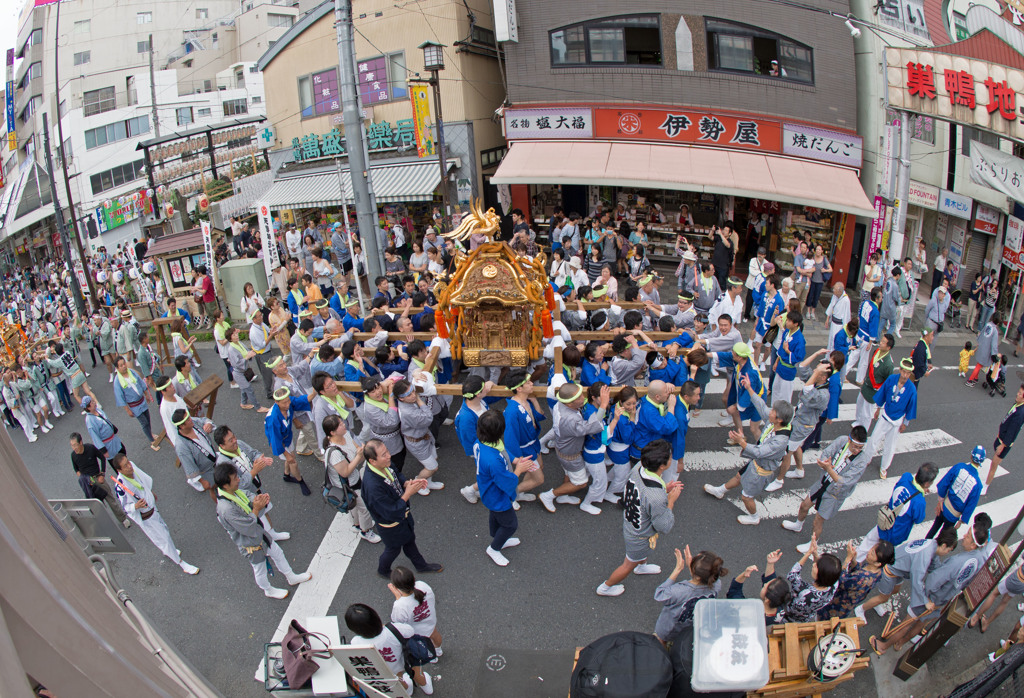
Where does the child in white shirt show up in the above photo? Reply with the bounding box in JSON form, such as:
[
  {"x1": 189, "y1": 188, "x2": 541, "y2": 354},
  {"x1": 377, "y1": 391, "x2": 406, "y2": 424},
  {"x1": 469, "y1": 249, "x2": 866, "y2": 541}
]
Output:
[{"x1": 389, "y1": 566, "x2": 442, "y2": 657}]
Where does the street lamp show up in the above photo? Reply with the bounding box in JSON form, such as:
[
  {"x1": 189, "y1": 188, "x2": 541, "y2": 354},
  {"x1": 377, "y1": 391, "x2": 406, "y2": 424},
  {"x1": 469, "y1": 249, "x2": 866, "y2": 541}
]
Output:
[{"x1": 418, "y1": 40, "x2": 452, "y2": 231}]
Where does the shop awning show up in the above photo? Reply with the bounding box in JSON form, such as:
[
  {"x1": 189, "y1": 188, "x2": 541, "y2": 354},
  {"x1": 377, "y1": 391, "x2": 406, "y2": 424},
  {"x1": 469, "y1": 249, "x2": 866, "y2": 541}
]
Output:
[
  {"x1": 491, "y1": 142, "x2": 876, "y2": 218},
  {"x1": 261, "y1": 159, "x2": 459, "y2": 210}
]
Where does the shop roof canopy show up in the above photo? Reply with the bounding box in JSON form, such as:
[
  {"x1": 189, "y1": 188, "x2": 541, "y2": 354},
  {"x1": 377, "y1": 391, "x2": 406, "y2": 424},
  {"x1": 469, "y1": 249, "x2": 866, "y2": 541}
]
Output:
[
  {"x1": 491, "y1": 141, "x2": 876, "y2": 218},
  {"x1": 261, "y1": 158, "x2": 459, "y2": 210}
]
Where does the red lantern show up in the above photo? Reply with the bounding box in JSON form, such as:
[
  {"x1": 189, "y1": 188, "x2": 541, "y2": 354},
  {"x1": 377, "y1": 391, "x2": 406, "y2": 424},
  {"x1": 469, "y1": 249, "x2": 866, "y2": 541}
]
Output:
[
  {"x1": 198, "y1": 193, "x2": 210, "y2": 212},
  {"x1": 164, "y1": 203, "x2": 175, "y2": 218},
  {"x1": 434, "y1": 309, "x2": 448, "y2": 338},
  {"x1": 542, "y1": 310, "x2": 553, "y2": 338}
]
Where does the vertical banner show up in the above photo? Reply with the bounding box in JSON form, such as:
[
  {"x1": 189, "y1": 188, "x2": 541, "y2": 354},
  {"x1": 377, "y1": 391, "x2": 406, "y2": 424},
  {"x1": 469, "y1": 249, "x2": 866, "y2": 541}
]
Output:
[
  {"x1": 868, "y1": 196, "x2": 887, "y2": 256},
  {"x1": 6, "y1": 49, "x2": 15, "y2": 152},
  {"x1": 879, "y1": 123, "x2": 896, "y2": 201},
  {"x1": 256, "y1": 202, "x2": 279, "y2": 281},
  {"x1": 200, "y1": 220, "x2": 217, "y2": 288},
  {"x1": 410, "y1": 85, "x2": 435, "y2": 158}
]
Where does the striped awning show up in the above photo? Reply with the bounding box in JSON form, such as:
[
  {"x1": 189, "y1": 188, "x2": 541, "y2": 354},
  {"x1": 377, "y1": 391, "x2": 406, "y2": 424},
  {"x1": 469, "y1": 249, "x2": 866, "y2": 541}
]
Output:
[{"x1": 261, "y1": 159, "x2": 458, "y2": 210}]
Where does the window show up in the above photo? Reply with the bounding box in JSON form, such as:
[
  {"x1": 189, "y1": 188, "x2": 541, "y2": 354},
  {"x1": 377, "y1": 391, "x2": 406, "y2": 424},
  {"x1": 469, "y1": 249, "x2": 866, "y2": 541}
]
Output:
[
  {"x1": 126, "y1": 75, "x2": 138, "y2": 106},
  {"x1": 29, "y1": 28, "x2": 42, "y2": 45},
  {"x1": 73, "y1": 51, "x2": 91, "y2": 66},
  {"x1": 73, "y1": 19, "x2": 90, "y2": 34},
  {"x1": 470, "y1": 25, "x2": 496, "y2": 47},
  {"x1": 249, "y1": 65, "x2": 259, "y2": 73},
  {"x1": 19, "y1": 96, "x2": 41, "y2": 123},
  {"x1": 353, "y1": 52, "x2": 408, "y2": 107},
  {"x1": 223, "y1": 98, "x2": 248, "y2": 116},
  {"x1": 480, "y1": 146, "x2": 507, "y2": 168},
  {"x1": 196, "y1": 8, "x2": 208, "y2": 19},
  {"x1": 298, "y1": 75, "x2": 313, "y2": 117},
  {"x1": 203, "y1": 79, "x2": 212, "y2": 92},
  {"x1": 962, "y1": 127, "x2": 999, "y2": 155},
  {"x1": 176, "y1": 107, "x2": 193, "y2": 126},
  {"x1": 59, "y1": 138, "x2": 72, "y2": 168},
  {"x1": 298, "y1": 68, "x2": 341, "y2": 117},
  {"x1": 387, "y1": 52, "x2": 407, "y2": 100},
  {"x1": 197, "y1": 107, "x2": 212, "y2": 117},
  {"x1": 268, "y1": 13, "x2": 293, "y2": 28},
  {"x1": 137, "y1": 12, "x2": 152, "y2": 24},
  {"x1": 138, "y1": 39, "x2": 151, "y2": 54},
  {"x1": 84, "y1": 116, "x2": 149, "y2": 150},
  {"x1": 550, "y1": 15, "x2": 661, "y2": 66},
  {"x1": 706, "y1": 18, "x2": 813, "y2": 83},
  {"x1": 90, "y1": 160, "x2": 146, "y2": 196},
  {"x1": 251, "y1": 95, "x2": 262, "y2": 104}
]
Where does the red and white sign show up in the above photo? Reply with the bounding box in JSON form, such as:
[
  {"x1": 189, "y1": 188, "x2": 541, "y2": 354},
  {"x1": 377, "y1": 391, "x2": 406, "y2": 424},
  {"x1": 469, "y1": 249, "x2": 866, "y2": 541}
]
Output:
[
  {"x1": 1002, "y1": 245, "x2": 1024, "y2": 270},
  {"x1": 868, "y1": 196, "x2": 887, "y2": 256},
  {"x1": 593, "y1": 108, "x2": 782, "y2": 152},
  {"x1": 974, "y1": 203, "x2": 1001, "y2": 235},
  {"x1": 256, "y1": 201, "x2": 279, "y2": 280}
]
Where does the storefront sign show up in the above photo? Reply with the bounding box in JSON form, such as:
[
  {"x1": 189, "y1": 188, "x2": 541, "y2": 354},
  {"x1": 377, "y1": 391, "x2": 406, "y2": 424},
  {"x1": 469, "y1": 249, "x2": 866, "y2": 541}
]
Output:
[
  {"x1": 290, "y1": 119, "x2": 417, "y2": 163},
  {"x1": 948, "y1": 216, "x2": 967, "y2": 267},
  {"x1": 879, "y1": 123, "x2": 896, "y2": 201},
  {"x1": 492, "y1": 0, "x2": 519, "y2": 42},
  {"x1": 970, "y1": 139, "x2": 1024, "y2": 203},
  {"x1": 877, "y1": 0, "x2": 930, "y2": 40},
  {"x1": 504, "y1": 107, "x2": 593, "y2": 139},
  {"x1": 410, "y1": 85, "x2": 435, "y2": 157},
  {"x1": 886, "y1": 47, "x2": 1024, "y2": 140},
  {"x1": 907, "y1": 180, "x2": 939, "y2": 209},
  {"x1": 1007, "y1": 214, "x2": 1024, "y2": 253},
  {"x1": 869, "y1": 196, "x2": 887, "y2": 256},
  {"x1": 782, "y1": 124, "x2": 862, "y2": 168},
  {"x1": 6, "y1": 49, "x2": 15, "y2": 152},
  {"x1": 257, "y1": 125, "x2": 275, "y2": 149},
  {"x1": 974, "y1": 203, "x2": 1001, "y2": 235},
  {"x1": 937, "y1": 189, "x2": 973, "y2": 220},
  {"x1": 96, "y1": 191, "x2": 152, "y2": 233},
  {"x1": 593, "y1": 108, "x2": 781, "y2": 151}
]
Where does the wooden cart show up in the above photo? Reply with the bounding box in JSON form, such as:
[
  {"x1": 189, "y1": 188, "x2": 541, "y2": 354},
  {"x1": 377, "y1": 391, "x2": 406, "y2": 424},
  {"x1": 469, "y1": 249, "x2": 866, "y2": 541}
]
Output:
[{"x1": 750, "y1": 618, "x2": 870, "y2": 698}]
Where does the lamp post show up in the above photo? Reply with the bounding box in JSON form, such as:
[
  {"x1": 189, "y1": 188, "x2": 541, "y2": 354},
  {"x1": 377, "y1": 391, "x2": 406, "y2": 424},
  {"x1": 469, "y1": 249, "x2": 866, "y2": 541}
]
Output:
[{"x1": 418, "y1": 41, "x2": 452, "y2": 232}]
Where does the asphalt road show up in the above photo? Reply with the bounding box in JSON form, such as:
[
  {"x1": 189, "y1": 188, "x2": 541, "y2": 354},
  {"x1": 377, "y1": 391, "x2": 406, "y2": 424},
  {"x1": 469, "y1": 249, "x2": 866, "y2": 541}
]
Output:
[{"x1": 14, "y1": 336, "x2": 1024, "y2": 698}]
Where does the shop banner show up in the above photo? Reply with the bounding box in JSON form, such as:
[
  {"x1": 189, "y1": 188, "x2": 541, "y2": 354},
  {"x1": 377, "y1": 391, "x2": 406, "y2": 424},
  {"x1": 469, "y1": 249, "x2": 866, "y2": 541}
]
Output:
[
  {"x1": 879, "y1": 123, "x2": 896, "y2": 201},
  {"x1": 937, "y1": 189, "x2": 972, "y2": 220},
  {"x1": 6, "y1": 49, "x2": 15, "y2": 152},
  {"x1": 782, "y1": 124, "x2": 862, "y2": 168},
  {"x1": 200, "y1": 220, "x2": 218, "y2": 288},
  {"x1": 593, "y1": 108, "x2": 781, "y2": 151},
  {"x1": 256, "y1": 202, "x2": 278, "y2": 281},
  {"x1": 504, "y1": 107, "x2": 593, "y2": 139},
  {"x1": 948, "y1": 216, "x2": 968, "y2": 268},
  {"x1": 96, "y1": 193, "x2": 149, "y2": 232},
  {"x1": 869, "y1": 196, "x2": 887, "y2": 256},
  {"x1": 970, "y1": 139, "x2": 1024, "y2": 204},
  {"x1": 974, "y1": 203, "x2": 1000, "y2": 235},
  {"x1": 410, "y1": 85, "x2": 435, "y2": 158},
  {"x1": 907, "y1": 180, "x2": 939, "y2": 210},
  {"x1": 1004, "y1": 216, "x2": 1024, "y2": 270},
  {"x1": 492, "y1": 0, "x2": 519, "y2": 42}
]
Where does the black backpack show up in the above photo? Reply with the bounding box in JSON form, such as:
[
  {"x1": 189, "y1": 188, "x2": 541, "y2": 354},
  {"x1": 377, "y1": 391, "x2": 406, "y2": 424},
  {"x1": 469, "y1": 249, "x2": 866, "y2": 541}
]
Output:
[
  {"x1": 321, "y1": 446, "x2": 357, "y2": 514},
  {"x1": 386, "y1": 622, "x2": 437, "y2": 670}
]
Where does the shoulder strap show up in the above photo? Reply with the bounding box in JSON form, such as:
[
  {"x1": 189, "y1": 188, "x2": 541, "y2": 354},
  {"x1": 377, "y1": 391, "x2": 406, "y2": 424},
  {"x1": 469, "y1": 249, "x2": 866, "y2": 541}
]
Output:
[
  {"x1": 323, "y1": 444, "x2": 341, "y2": 488},
  {"x1": 386, "y1": 622, "x2": 408, "y2": 647}
]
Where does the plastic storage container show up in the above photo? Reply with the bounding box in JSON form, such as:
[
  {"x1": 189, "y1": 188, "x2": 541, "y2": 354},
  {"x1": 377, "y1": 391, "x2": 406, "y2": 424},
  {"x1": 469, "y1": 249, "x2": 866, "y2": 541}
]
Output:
[{"x1": 690, "y1": 598, "x2": 769, "y2": 693}]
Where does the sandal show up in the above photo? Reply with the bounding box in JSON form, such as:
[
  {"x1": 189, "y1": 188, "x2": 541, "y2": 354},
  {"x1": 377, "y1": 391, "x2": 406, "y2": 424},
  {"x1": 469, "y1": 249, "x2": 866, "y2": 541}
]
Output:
[
  {"x1": 868, "y1": 635, "x2": 883, "y2": 656},
  {"x1": 980, "y1": 614, "x2": 990, "y2": 634}
]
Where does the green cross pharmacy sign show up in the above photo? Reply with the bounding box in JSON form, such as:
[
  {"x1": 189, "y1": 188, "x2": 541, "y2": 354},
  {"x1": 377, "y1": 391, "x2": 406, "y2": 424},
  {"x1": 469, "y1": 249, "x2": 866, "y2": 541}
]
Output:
[{"x1": 291, "y1": 119, "x2": 417, "y2": 163}]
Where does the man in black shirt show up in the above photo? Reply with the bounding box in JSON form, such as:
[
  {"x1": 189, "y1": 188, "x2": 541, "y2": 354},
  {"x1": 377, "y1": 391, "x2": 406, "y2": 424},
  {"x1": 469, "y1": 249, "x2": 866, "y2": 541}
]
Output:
[
  {"x1": 70, "y1": 432, "x2": 130, "y2": 528},
  {"x1": 984, "y1": 383, "x2": 1024, "y2": 495}
]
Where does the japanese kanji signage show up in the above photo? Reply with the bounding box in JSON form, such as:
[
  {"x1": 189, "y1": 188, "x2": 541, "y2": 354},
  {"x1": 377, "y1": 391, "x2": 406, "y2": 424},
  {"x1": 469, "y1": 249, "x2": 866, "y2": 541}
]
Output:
[
  {"x1": 593, "y1": 108, "x2": 782, "y2": 151},
  {"x1": 938, "y1": 188, "x2": 973, "y2": 220},
  {"x1": 200, "y1": 220, "x2": 217, "y2": 288},
  {"x1": 312, "y1": 69, "x2": 340, "y2": 116},
  {"x1": 6, "y1": 49, "x2": 14, "y2": 151},
  {"x1": 869, "y1": 196, "x2": 887, "y2": 256},
  {"x1": 1003, "y1": 216, "x2": 1024, "y2": 270},
  {"x1": 96, "y1": 191, "x2": 152, "y2": 233},
  {"x1": 256, "y1": 202, "x2": 279, "y2": 280},
  {"x1": 969, "y1": 139, "x2": 1024, "y2": 206},
  {"x1": 410, "y1": 85, "x2": 435, "y2": 157},
  {"x1": 290, "y1": 119, "x2": 418, "y2": 163},
  {"x1": 886, "y1": 48, "x2": 1024, "y2": 140},
  {"x1": 782, "y1": 124, "x2": 862, "y2": 168},
  {"x1": 504, "y1": 107, "x2": 593, "y2": 139},
  {"x1": 358, "y1": 56, "x2": 390, "y2": 106},
  {"x1": 333, "y1": 645, "x2": 411, "y2": 697},
  {"x1": 877, "y1": 0, "x2": 930, "y2": 41}
]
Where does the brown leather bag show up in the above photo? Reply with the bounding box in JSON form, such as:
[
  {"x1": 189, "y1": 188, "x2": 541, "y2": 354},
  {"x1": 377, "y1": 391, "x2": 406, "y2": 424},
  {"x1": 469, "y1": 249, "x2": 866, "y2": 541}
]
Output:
[{"x1": 281, "y1": 619, "x2": 332, "y2": 689}]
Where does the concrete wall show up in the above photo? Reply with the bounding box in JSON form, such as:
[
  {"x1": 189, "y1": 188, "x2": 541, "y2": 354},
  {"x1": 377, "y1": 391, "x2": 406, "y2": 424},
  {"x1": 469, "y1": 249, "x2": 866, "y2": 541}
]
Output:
[{"x1": 503, "y1": 0, "x2": 858, "y2": 130}]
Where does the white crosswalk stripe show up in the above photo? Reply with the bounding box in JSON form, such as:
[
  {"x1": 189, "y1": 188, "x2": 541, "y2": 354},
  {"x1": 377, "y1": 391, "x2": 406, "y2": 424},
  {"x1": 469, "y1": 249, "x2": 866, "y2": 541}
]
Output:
[
  {"x1": 732, "y1": 457, "x2": 1004, "y2": 521},
  {"x1": 689, "y1": 403, "x2": 858, "y2": 430},
  {"x1": 704, "y1": 376, "x2": 861, "y2": 395}
]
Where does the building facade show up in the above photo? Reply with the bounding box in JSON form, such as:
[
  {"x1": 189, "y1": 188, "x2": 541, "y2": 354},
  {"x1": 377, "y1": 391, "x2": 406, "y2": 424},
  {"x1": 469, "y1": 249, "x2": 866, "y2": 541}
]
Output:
[
  {"x1": 492, "y1": 0, "x2": 873, "y2": 285},
  {"x1": 256, "y1": 0, "x2": 506, "y2": 234}
]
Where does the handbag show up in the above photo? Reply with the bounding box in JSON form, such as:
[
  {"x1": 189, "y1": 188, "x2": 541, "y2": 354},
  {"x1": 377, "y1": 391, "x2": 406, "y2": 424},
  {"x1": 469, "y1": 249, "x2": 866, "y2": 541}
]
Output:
[
  {"x1": 386, "y1": 622, "x2": 437, "y2": 671},
  {"x1": 243, "y1": 366, "x2": 256, "y2": 382},
  {"x1": 877, "y1": 489, "x2": 921, "y2": 531},
  {"x1": 762, "y1": 324, "x2": 779, "y2": 345},
  {"x1": 322, "y1": 446, "x2": 357, "y2": 514},
  {"x1": 281, "y1": 619, "x2": 332, "y2": 689}
]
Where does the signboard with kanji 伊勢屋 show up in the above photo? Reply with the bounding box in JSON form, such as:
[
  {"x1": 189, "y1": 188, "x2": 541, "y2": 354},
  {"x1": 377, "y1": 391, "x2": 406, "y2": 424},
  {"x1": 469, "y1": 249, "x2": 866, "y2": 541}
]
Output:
[
  {"x1": 886, "y1": 47, "x2": 1024, "y2": 141},
  {"x1": 593, "y1": 108, "x2": 782, "y2": 151}
]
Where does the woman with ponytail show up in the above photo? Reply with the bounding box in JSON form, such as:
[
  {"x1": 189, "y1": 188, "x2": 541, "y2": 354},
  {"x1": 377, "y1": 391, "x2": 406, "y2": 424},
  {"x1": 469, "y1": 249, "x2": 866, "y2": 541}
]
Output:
[
  {"x1": 654, "y1": 546, "x2": 729, "y2": 644},
  {"x1": 726, "y1": 549, "x2": 792, "y2": 626},
  {"x1": 389, "y1": 566, "x2": 443, "y2": 657},
  {"x1": 322, "y1": 414, "x2": 379, "y2": 544}
]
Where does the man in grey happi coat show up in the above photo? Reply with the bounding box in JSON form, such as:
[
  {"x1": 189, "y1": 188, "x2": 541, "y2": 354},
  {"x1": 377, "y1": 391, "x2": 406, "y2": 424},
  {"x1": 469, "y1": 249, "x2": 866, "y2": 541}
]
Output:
[
  {"x1": 213, "y1": 462, "x2": 310, "y2": 599},
  {"x1": 539, "y1": 382, "x2": 609, "y2": 514},
  {"x1": 767, "y1": 355, "x2": 833, "y2": 489}
]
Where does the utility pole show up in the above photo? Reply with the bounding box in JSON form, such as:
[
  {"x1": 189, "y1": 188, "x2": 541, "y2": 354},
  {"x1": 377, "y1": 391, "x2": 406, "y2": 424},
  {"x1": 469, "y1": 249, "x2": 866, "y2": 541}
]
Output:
[
  {"x1": 149, "y1": 33, "x2": 160, "y2": 137},
  {"x1": 334, "y1": 0, "x2": 383, "y2": 283},
  {"x1": 42, "y1": 115, "x2": 86, "y2": 316},
  {"x1": 889, "y1": 110, "x2": 912, "y2": 266},
  {"x1": 51, "y1": 0, "x2": 96, "y2": 305}
]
